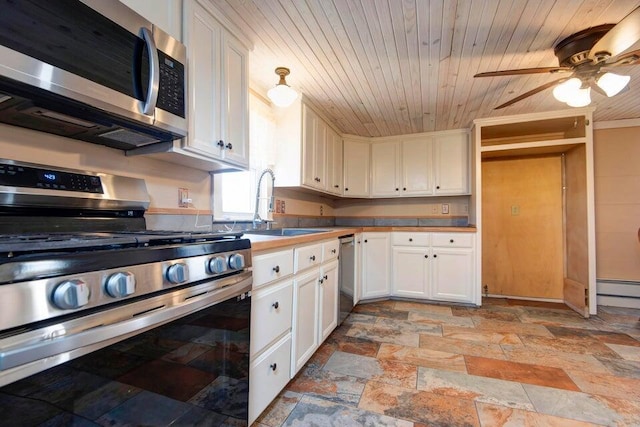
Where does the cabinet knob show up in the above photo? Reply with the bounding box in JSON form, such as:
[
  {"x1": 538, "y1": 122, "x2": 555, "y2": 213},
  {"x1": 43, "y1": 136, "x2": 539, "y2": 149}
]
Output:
[
  {"x1": 319, "y1": 278, "x2": 324, "y2": 284},
  {"x1": 436, "y1": 185, "x2": 440, "y2": 189},
  {"x1": 450, "y1": 239, "x2": 454, "y2": 243},
  {"x1": 433, "y1": 254, "x2": 438, "y2": 258},
  {"x1": 273, "y1": 265, "x2": 280, "y2": 273},
  {"x1": 331, "y1": 249, "x2": 336, "y2": 254},
  {"x1": 345, "y1": 187, "x2": 349, "y2": 191},
  {"x1": 225, "y1": 142, "x2": 233, "y2": 150},
  {"x1": 272, "y1": 301, "x2": 279, "y2": 309},
  {"x1": 364, "y1": 239, "x2": 368, "y2": 243},
  {"x1": 403, "y1": 187, "x2": 406, "y2": 191},
  {"x1": 310, "y1": 255, "x2": 316, "y2": 261},
  {"x1": 334, "y1": 184, "x2": 339, "y2": 188},
  {"x1": 395, "y1": 188, "x2": 399, "y2": 191},
  {"x1": 323, "y1": 274, "x2": 328, "y2": 280},
  {"x1": 424, "y1": 254, "x2": 428, "y2": 258},
  {"x1": 270, "y1": 363, "x2": 277, "y2": 371},
  {"x1": 216, "y1": 140, "x2": 224, "y2": 147},
  {"x1": 409, "y1": 238, "x2": 413, "y2": 242}
]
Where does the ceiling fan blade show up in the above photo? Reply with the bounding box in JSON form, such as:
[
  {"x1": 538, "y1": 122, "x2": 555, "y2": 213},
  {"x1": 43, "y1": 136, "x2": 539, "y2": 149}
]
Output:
[
  {"x1": 604, "y1": 49, "x2": 640, "y2": 67},
  {"x1": 494, "y1": 77, "x2": 570, "y2": 110},
  {"x1": 590, "y1": 82, "x2": 608, "y2": 97},
  {"x1": 474, "y1": 67, "x2": 571, "y2": 77},
  {"x1": 588, "y1": 7, "x2": 640, "y2": 62}
]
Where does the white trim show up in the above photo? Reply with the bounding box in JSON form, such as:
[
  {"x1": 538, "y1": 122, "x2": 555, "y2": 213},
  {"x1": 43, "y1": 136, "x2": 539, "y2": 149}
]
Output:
[
  {"x1": 597, "y1": 296, "x2": 640, "y2": 309},
  {"x1": 593, "y1": 118, "x2": 640, "y2": 129}
]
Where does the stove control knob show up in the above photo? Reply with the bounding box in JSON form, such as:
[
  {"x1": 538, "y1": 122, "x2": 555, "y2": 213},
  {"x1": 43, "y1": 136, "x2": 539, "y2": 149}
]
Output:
[
  {"x1": 166, "y1": 263, "x2": 188, "y2": 284},
  {"x1": 228, "y1": 253, "x2": 245, "y2": 270},
  {"x1": 207, "y1": 256, "x2": 228, "y2": 274},
  {"x1": 105, "y1": 272, "x2": 136, "y2": 298},
  {"x1": 52, "y1": 279, "x2": 90, "y2": 310}
]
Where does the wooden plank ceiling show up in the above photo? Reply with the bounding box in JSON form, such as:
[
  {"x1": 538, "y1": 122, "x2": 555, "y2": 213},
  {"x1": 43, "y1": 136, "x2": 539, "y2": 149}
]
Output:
[{"x1": 210, "y1": 0, "x2": 640, "y2": 137}]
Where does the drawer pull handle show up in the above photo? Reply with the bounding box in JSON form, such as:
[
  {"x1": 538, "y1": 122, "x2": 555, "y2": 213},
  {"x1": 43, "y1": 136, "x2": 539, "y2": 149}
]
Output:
[
  {"x1": 331, "y1": 249, "x2": 336, "y2": 254},
  {"x1": 310, "y1": 255, "x2": 316, "y2": 261},
  {"x1": 273, "y1": 265, "x2": 280, "y2": 273},
  {"x1": 323, "y1": 274, "x2": 328, "y2": 280},
  {"x1": 270, "y1": 363, "x2": 277, "y2": 371},
  {"x1": 450, "y1": 239, "x2": 454, "y2": 243},
  {"x1": 409, "y1": 238, "x2": 413, "y2": 242},
  {"x1": 272, "y1": 301, "x2": 279, "y2": 309}
]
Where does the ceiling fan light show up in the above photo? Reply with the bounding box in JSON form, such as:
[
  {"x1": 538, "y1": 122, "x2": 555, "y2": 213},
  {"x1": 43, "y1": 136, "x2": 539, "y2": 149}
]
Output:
[
  {"x1": 566, "y1": 87, "x2": 591, "y2": 107},
  {"x1": 552, "y1": 78, "x2": 582, "y2": 102},
  {"x1": 267, "y1": 67, "x2": 298, "y2": 107},
  {"x1": 596, "y1": 72, "x2": 630, "y2": 97}
]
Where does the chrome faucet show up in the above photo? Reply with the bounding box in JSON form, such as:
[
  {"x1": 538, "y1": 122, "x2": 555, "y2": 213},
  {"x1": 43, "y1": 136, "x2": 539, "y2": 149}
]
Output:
[{"x1": 253, "y1": 168, "x2": 276, "y2": 229}]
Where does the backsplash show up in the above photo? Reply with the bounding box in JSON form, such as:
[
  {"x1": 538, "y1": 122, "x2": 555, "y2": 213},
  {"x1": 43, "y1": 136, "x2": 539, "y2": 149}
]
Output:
[{"x1": 335, "y1": 216, "x2": 469, "y2": 227}]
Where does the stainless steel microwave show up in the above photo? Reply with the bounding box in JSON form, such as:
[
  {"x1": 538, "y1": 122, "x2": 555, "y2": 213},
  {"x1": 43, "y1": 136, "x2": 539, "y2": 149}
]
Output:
[{"x1": 0, "y1": 0, "x2": 187, "y2": 150}]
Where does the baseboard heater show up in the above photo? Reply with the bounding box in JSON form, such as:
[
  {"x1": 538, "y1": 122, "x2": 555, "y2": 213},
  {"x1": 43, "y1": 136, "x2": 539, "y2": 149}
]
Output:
[{"x1": 596, "y1": 279, "x2": 640, "y2": 309}]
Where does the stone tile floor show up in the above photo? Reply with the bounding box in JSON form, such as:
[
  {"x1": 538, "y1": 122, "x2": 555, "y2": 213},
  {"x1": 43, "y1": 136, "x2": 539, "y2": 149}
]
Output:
[{"x1": 253, "y1": 298, "x2": 640, "y2": 427}]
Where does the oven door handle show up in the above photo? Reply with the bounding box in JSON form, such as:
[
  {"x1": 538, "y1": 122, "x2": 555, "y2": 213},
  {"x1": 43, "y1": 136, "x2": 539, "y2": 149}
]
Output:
[{"x1": 0, "y1": 274, "x2": 251, "y2": 374}]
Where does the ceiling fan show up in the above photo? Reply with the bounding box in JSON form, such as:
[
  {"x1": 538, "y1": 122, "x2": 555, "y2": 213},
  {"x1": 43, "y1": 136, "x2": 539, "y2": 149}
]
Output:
[{"x1": 475, "y1": 7, "x2": 640, "y2": 109}]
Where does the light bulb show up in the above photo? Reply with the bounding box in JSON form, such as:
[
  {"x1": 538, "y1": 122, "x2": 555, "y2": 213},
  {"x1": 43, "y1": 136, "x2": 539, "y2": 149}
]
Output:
[
  {"x1": 552, "y1": 78, "x2": 581, "y2": 102},
  {"x1": 596, "y1": 72, "x2": 630, "y2": 97}
]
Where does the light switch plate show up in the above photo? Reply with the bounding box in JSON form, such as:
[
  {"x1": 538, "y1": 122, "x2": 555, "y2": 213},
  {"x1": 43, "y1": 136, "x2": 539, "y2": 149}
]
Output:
[{"x1": 442, "y1": 203, "x2": 449, "y2": 214}]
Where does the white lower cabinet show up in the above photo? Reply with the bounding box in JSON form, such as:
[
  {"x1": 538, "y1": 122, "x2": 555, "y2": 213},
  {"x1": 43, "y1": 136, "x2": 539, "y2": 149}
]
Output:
[
  {"x1": 319, "y1": 260, "x2": 339, "y2": 341},
  {"x1": 291, "y1": 268, "x2": 320, "y2": 375},
  {"x1": 389, "y1": 232, "x2": 476, "y2": 303},
  {"x1": 249, "y1": 334, "x2": 291, "y2": 424},
  {"x1": 361, "y1": 233, "x2": 391, "y2": 299}
]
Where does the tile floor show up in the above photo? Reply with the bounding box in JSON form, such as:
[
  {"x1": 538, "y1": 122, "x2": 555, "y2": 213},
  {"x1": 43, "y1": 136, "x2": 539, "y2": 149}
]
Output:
[{"x1": 253, "y1": 298, "x2": 640, "y2": 427}]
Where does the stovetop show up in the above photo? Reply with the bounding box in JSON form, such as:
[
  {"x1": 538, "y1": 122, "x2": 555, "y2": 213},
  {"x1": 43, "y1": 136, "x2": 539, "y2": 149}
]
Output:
[{"x1": 0, "y1": 230, "x2": 244, "y2": 256}]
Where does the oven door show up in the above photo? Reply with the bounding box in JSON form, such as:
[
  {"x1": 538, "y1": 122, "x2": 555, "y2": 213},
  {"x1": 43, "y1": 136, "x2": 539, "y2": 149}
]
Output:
[{"x1": 0, "y1": 273, "x2": 251, "y2": 425}]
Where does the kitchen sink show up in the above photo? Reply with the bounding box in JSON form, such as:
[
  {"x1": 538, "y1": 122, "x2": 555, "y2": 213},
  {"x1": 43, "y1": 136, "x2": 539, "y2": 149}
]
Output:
[{"x1": 244, "y1": 228, "x2": 329, "y2": 236}]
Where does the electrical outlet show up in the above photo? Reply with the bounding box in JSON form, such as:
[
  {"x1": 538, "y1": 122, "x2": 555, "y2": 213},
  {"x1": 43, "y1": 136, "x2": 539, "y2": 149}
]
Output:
[
  {"x1": 178, "y1": 188, "x2": 190, "y2": 208},
  {"x1": 442, "y1": 203, "x2": 449, "y2": 214},
  {"x1": 320, "y1": 205, "x2": 324, "y2": 216},
  {"x1": 281, "y1": 200, "x2": 286, "y2": 214}
]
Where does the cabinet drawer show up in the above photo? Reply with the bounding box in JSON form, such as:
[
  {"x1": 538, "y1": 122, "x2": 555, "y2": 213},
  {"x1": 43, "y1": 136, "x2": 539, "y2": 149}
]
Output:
[
  {"x1": 431, "y1": 233, "x2": 474, "y2": 248},
  {"x1": 249, "y1": 334, "x2": 292, "y2": 424},
  {"x1": 253, "y1": 249, "x2": 294, "y2": 289},
  {"x1": 322, "y1": 239, "x2": 340, "y2": 262},
  {"x1": 391, "y1": 232, "x2": 430, "y2": 247},
  {"x1": 294, "y1": 243, "x2": 323, "y2": 272},
  {"x1": 250, "y1": 280, "x2": 293, "y2": 357}
]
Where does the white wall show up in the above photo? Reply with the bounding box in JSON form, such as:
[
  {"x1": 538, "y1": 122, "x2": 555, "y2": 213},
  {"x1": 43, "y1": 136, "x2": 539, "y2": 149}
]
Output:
[{"x1": 0, "y1": 124, "x2": 211, "y2": 211}]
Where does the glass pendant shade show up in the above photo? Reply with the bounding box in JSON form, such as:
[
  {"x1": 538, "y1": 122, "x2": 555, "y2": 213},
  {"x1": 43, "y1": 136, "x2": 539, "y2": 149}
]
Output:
[
  {"x1": 565, "y1": 86, "x2": 591, "y2": 107},
  {"x1": 267, "y1": 67, "x2": 298, "y2": 107},
  {"x1": 596, "y1": 72, "x2": 630, "y2": 97},
  {"x1": 552, "y1": 78, "x2": 582, "y2": 102}
]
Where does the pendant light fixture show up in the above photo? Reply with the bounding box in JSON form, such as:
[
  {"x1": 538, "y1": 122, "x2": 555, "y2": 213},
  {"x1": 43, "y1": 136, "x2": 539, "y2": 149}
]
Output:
[{"x1": 267, "y1": 67, "x2": 298, "y2": 107}]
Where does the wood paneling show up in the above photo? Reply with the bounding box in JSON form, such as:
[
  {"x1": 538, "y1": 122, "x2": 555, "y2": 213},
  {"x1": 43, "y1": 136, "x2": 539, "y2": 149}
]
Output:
[
  {"x1": 212, "y1": 0, "x2": 640, "y2": 136},
  {"x1": 481, "y1": 155, "x2": 564, "y2": 299}
]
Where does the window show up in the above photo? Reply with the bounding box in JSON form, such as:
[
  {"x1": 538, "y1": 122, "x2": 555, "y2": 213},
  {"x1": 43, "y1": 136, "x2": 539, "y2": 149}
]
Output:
[{"x1": 213, "y1": 93, "x2": 276, "y2": 220}]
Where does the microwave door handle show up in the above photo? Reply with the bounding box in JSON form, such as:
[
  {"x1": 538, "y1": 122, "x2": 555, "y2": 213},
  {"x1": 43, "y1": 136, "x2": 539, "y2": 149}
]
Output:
[{"x1": 139, "y1": 27, "x2": 159, "y2": 116}]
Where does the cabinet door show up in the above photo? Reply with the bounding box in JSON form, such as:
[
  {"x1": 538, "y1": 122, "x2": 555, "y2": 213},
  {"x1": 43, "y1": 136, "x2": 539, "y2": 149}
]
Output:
[
  {"x1": 250, "y1": 279, "x2": 293, "y2": 357},
  {"x1": 319, "y1": 260, "x2": 339, "y2": 341},
  {"x1": 301, "y1": 105, "x2": 319, "y2": 189},
  {"x1": 402, "y1": 138, "x2": 433, "y2": 196},
  {"x1": 183, "y1": 1, "x2": 222, "y2": 158},
  {"x1": 371, "y1": 141, "x2": 400, "y2": 197},
  {"x1": 431, "y1": 248, "x2": 474, "y2": 303},
  {"x1": 313, "y1": 118, "x2": 327, "y2": 190},
  {"x1": 343, "y1": 139, "x2": 370, "y2": 197},
  {"x1": 361, "y1": 233, "x2": 390, "y2": 298},
  {"x1": 220, "y1": 33, "x2": 249, "y2": 168},
  {"x1": 392, "y1": 247, "x2": 429, "y2": 298},
  {"x1": 434, "y1": 132, "x2": 469, "y2": 195},
  {"x1": 119, "y1": 0, "x2": 182, "y2": 41},
  {"x1": 291, "y1": 269, "x2": 319, "y2": 376},
  {"x1": 326, "y1": 129, "x2": 343, "y2": 195}
]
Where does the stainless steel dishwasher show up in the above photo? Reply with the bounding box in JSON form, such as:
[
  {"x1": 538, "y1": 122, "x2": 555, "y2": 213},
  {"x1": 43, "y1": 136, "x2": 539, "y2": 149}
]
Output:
[{"x1": 339, "y1": 235, "x2": 355, "y2": 325}]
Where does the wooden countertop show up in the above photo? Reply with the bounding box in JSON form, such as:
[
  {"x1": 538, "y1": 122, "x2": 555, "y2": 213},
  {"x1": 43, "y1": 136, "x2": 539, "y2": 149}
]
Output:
[{"x1": 247, "y1": 226, "x2": 476, "y2": 252}]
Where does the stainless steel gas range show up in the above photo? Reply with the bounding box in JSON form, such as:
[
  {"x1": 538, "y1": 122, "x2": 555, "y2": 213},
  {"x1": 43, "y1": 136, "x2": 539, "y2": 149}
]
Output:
[{"x1": 0, "y1": 159, "x2": 252, "y2": 425}]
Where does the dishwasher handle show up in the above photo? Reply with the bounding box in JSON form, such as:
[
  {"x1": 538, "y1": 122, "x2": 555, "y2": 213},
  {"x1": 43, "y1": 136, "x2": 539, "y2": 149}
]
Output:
[{"x1": 339, "y1": 235, "x2": 354, "y2": 245}]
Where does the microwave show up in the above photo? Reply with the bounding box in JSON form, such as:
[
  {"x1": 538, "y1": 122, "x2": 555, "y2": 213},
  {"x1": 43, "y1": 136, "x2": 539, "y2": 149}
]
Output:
[{"x1": 0, "y1": 0, "x2": 187, "y2": 150}]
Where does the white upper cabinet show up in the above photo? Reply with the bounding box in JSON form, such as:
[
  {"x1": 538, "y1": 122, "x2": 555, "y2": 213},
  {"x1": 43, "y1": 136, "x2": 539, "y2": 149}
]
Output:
[
  {"x1": 274, "y1": 99, "x2": 341, "y2": 196},
  {"x1": 181, "y1": 0, "x2": 249, "y2": 169},
  {"x1": 433, "y1": 131, "x2": 469, "y2": 195},
  {"x1": 343, "y1": 137, "x2": 370, "y2": 198},
  {"x1": 370, "y1": 130, "x2": 468, "y2": 198},
  {"x1": 326, "y1": 127, "x2": 343, "y2": 196},
  {"x1": 119, "y1": 0, "x2": 182, "y2": 40}
]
